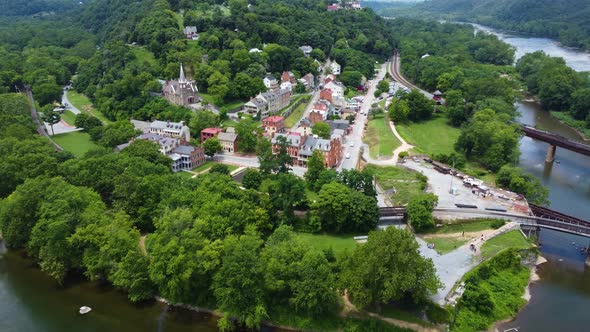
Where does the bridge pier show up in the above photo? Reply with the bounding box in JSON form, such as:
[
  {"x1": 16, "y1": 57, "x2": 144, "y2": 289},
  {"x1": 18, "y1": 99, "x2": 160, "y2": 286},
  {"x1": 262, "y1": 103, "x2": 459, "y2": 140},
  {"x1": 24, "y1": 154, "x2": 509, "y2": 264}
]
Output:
[
  {"x1": 545, "y1": 144, "x2": 557, "y2": 163},
  {"x1": 586, "y1": 247, "x2": 590, "y2": 268},
  {"x1": 521, "y1": 224, "x2": 540, "y2": 239}
]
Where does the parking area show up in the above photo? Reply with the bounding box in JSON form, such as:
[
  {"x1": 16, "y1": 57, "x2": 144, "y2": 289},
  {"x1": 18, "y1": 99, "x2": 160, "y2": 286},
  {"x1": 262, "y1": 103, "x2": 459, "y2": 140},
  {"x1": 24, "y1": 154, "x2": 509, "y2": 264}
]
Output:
[{"x1": 402, "y1": 158, "x2": 528, "y2": 214}]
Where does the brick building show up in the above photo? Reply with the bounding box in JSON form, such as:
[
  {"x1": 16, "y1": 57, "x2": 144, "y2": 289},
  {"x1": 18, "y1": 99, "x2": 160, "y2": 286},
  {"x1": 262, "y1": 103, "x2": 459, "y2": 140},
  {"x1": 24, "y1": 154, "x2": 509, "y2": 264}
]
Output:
[{"x1": 262, "y1": 116, "x2": 285, "y2": 137}]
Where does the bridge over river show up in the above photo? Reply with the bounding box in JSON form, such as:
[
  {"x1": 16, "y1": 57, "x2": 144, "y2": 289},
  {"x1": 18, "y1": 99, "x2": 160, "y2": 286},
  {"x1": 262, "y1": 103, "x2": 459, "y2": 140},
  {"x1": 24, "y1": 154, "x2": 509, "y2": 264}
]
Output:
[{"x1": 521, "y1": 125, "x2": 590, "y2": 162}]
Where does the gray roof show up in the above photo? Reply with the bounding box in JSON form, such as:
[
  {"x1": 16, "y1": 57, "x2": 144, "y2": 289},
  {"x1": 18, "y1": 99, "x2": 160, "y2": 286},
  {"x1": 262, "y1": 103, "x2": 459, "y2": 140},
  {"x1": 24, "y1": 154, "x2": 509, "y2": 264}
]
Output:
[
  {"x1": 327, "y1": 120, "x2": 350, "y2": 131},
  {"x1": 272, "y1": 132, "x2": 301, "y2": 147},
  {"x1": 150, "y1": 120, "x2": 184, "y2": 131},
  {"x1": 218, "y1": 132, "x2": 238, "y2": 142},
  {"x1": 173, "y1": 145, "x2": 196, "y2": 155},
  {"x1": 299, "y1": 136, "x2": 332, "y2": 156}
]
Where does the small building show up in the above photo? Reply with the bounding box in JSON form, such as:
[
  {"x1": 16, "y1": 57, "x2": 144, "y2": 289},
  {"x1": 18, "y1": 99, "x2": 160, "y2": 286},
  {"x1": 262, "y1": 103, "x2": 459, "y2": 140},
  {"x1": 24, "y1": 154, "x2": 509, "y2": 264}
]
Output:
[
  {"x1": 262, "y1": 116, "x2": 285, "y2": 137},
  {"x1": 320, "y1": 88, "x2": 333, "y2": 103},
  {"x1": 324, "y1": 80, "x2": 345, "y2": 98},
  {"x1": 299, "y1": 45, "x2": 313, "y2": 57},
  {"x1": 271, "y1": 132, "x2": 303, "y2": 166},
  {"x1": 200, "y1": 127, "x2": 223, "y2": 143},
  {"x1": 184, "y1": 26, "x2": 198, "y2": 39},
  {"x1": 327, "y1": 4, "x2": 340, "y2": 11},
  {"x1": 281, "y1": 71, "x2": 297, "y2": 85},
  {"x1": 162, "y1": 64, "x2": 199, "y2": 107},
  {"x1": 218, "y1": 132, "x2": 238, "y2": 153},
  {"x1": 330, "y1": 61, "x2": 341, "y2": 75},
  {"x1": 433, "y1": 90, "x2": 443, "y2": 105},
  {"x1": 299, "y1": 134, "x2": 342, "y2": 168},
  {"x1": 302, "y1": 73, "x2": 315, "y2": 89},
  {"x1": 263, "y1": 74, "x2": 279, "y2": 91},
  {"x1": 327, "y1": 119, "x2": 351, "y2": 135},
  {"x1": 170, "y1": 145, "x2": 206, "y2": 172},
  {"x1": 280, "y1": 81, "x2": 293, "y2": 92}
]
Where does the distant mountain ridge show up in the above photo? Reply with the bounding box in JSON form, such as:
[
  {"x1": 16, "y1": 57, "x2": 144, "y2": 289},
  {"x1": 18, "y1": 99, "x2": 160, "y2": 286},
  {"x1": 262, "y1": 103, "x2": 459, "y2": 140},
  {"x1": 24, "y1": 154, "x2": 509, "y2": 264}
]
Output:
[
  {"x1": 419, "y1": 0, "x2": 590, "y2": 50},
  {"x1": 372, "y1": 0, "x2": 590, "y2": 51}
]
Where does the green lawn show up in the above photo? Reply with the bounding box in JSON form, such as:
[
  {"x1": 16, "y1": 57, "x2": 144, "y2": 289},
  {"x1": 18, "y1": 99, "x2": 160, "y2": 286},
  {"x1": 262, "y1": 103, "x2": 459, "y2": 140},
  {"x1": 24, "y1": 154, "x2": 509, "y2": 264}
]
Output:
[
  {"x1": 175, "y1": 171, "x2": 196, "y2": 179},
  {"x1": 221, "y1": 119, "x2": 238, "y2": 128},
  {"x1": 66, "y1": 90, "x2": 110, "y2": 124},
  {"x1": 194, "y1": 161, "x2": 239, "y2": 173},
  {"x1": 396, "y1": 114, "x2": 460, "y2": 156},
  {"x1": 61, "y1": 110, "x2": 77, "y2": 126},
  {"x1": 296, "y1": 232, "x2": 358, "y2": 255},
  {"x1": 365, "y1": 165, "x2": 427, "y2": 205},
  {"x1": 52, "y1": 131, "x2": 99, "y2": 157},
  {"x1": 200, "y1": 93, "x2": 245, "y2": 111},
  {"x1": 363, "y1": 114, "x2": 401, "y2": 158},
  {"x1": 428, "y1": 218, "x2": 504, "y2": 235},
  {"x1": 284, "y1": 99, "x2": 309, "y2": 128},
  {"x1": 280, "y1": 95, "x2": 307, "y2": 116},
  {"x1": 426, "y1": 237, "x2": 469, "y2": 255},
  {"x1": 481, "y1": 230, "x2": 532, "y2": 260}
]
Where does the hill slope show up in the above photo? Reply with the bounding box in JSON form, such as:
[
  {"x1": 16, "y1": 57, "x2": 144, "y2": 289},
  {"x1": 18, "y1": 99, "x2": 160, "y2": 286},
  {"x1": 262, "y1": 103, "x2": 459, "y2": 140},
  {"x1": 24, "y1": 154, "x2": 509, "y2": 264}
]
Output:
[{"x1": 378, "y1": 0, "x2": 590, "y2": 50}]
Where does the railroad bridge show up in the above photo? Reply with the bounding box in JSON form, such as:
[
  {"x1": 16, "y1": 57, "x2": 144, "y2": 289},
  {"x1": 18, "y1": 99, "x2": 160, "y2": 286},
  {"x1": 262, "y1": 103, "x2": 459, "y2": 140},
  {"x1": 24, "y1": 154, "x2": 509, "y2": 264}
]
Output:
[{"x1": 519, "y1": 125, "x2": 589, "y2": 162}]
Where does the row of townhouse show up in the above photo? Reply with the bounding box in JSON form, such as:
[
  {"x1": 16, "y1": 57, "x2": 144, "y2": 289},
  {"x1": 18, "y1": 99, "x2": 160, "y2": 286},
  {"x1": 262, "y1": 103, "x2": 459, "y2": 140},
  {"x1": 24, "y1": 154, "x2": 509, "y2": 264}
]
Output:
[
  {"x1": 271, "y1": 131, "x2": 343, "y2": 168},
  {"x1": 200, "y1": 127, "x2": 238, "y2": 153}
]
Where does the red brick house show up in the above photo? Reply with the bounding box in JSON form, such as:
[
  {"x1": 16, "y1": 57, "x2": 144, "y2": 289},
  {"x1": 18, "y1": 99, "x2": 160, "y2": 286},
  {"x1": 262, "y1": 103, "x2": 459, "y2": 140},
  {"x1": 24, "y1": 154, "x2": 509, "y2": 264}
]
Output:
[
  {"x1": 262, "y1": 116, "x2": 285, "y2": 137},
  {"x1": 281, "y1": 71, "x2": 297, "y2": 84},
  {"x1": 200, "y1": 127, "x2": 223, "y2": 143},
  {"x1": 320, "y1": 88, "x2": 333, "y2": 103},
  {"x1": 271, "y1": 132, "x2": 304, "y2": 166}
]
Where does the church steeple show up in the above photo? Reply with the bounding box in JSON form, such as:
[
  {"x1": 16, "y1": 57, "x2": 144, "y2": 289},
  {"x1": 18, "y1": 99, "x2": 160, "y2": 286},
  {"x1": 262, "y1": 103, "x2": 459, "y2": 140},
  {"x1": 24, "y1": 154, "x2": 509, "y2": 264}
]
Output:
[{"x1": 179, "y1": 63, "x2": 186, "y2": 83}]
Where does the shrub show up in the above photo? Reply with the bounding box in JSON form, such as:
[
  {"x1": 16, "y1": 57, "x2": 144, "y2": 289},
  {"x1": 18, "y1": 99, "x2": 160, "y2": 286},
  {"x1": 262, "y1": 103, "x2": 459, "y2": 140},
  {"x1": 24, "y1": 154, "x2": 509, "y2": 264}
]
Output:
[
  {"x1": 399, "y1": 151, "x2": 409, "y2": 159},
  {"x1": 490, "y1": 219, "x2": 505, "y2": 229},
  {"x1": 426, "y1": 303, "x2": 450, "y2": 324}
]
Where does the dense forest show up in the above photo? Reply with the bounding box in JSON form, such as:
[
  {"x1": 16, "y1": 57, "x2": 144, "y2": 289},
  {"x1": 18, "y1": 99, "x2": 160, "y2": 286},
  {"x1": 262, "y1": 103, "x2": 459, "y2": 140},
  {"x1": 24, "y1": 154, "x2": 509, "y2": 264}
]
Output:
[{"x1": 372, "y1": 0, "x2": 590, "y2": 51}]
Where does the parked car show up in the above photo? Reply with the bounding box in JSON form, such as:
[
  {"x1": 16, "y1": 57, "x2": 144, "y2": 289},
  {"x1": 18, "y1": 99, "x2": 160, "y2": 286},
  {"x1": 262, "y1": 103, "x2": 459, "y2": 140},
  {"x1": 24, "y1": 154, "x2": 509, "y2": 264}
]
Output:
[
  {"x1": 349, "y1": 142, "x2": 354, "y2": 147},
  {"x1": 346, "y1": 153, "x2": 351, "y2": 159}
]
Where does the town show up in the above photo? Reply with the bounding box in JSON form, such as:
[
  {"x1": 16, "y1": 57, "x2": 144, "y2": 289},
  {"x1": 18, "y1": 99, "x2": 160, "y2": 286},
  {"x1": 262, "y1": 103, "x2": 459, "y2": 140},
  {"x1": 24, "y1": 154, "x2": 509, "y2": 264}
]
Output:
[{"x1": 1, "y1": 1, "x2": 590, "y2": 332}]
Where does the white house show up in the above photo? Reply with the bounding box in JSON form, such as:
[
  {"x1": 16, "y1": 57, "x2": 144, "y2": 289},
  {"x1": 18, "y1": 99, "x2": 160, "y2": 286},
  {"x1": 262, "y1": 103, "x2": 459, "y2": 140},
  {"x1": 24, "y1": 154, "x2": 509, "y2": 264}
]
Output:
[
  {"x1": 324, "y1": 80, "x2": 345, "y2": 98},
  {"x1": 263, "y1": 74, "x2": 279, "y2": 91},
  {"x1": 330, "y1": 61, "x2": 341, "y2": 75},
  {"x1": 280, "y1": 81, "x2": 293, "y2": 92}
]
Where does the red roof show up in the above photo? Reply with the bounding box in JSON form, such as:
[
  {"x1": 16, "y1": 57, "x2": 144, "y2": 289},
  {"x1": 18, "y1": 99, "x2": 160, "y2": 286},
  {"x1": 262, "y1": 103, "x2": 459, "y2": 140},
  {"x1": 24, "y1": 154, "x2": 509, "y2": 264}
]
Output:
[
  {"x1": 264, "y1": 116, "x2": 284, "y2": 123},
  {"x1": 313, "y1": 103, "x2": 328, "y2": 111},
  {"x1": 201, "y1": 127, "x2": 223, "y2": 134}
]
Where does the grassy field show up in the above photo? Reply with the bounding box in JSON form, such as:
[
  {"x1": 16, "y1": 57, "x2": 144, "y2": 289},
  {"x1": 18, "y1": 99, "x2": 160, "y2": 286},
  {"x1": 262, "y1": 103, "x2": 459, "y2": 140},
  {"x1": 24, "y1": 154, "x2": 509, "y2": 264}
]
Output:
[
  {"x1": 425, "y1": 237, "x2": 469, "y2": 255},
  {"x1": 428, "y1": 218, "x2": 504, "y2": 235},
  {"x1": 66, "y1": 91, "x2": 110, "y2": 124},
  {"x1": 200, "y1": 93, "x2": 245, "y2": 112},
  {"x1": 60, "y1": 110, "x2": 77, "y2": 126},
  {"x1": 363, "y1": 114, "x2": 401, "y2": 158},
  {"x1": 52, "y1": 131, "x2": 99, "y2": 157},
  {"x1": 481, "y1": 230, "x2": 531, "y2": 260},
  {"x1": 284, "y1": 99, "x2": 309, "y2": 128},
  {"x1": 365, "y1": 165, "x2": 427, "y2": 205},
  {"x1": 296, "y1": 232, "x2": 358, "y2": 255},
  {"x1": 396, "y1": 114, "x2": 460, "y2": 156},
  {"x1": 175, "y1": 171, "x2": 196, "y2": 179},
  {"x1": 194, "y1": 161, "x2": 239, "y2": 173}
]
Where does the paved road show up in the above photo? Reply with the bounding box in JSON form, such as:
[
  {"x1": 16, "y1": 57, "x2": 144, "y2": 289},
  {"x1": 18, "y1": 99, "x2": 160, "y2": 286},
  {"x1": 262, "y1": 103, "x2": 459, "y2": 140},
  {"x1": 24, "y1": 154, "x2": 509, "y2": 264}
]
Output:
[
  {"x1": 291, "y1": 60, "x2": 330, "y2": 132},
  {"x1": 338, "y1": 63, "x2": 388, "y2": 171},
  {"x1": 62, "y1": 90, "x2": 81, "y2": 115}
]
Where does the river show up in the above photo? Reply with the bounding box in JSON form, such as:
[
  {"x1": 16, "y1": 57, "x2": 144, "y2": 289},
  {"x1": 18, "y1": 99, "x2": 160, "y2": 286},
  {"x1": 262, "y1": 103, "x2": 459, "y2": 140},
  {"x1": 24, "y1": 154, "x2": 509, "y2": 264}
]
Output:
[{"x1": 471, "y1": 24, "x2": 590, "y2": 332}]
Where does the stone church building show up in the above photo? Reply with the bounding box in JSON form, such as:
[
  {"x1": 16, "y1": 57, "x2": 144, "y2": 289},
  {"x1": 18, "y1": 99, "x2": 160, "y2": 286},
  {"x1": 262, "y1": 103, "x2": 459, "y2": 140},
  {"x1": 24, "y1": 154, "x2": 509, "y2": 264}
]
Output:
[{"x1": 162, "y1": 64, "x2": 199, "y2": 107}]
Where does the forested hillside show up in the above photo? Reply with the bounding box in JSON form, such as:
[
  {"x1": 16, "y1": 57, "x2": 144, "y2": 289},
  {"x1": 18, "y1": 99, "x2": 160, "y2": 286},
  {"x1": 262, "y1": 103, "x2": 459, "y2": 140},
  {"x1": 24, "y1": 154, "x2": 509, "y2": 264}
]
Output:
[{"x1": 375, "y1": 0, "x2": 590, "y2": 51}]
